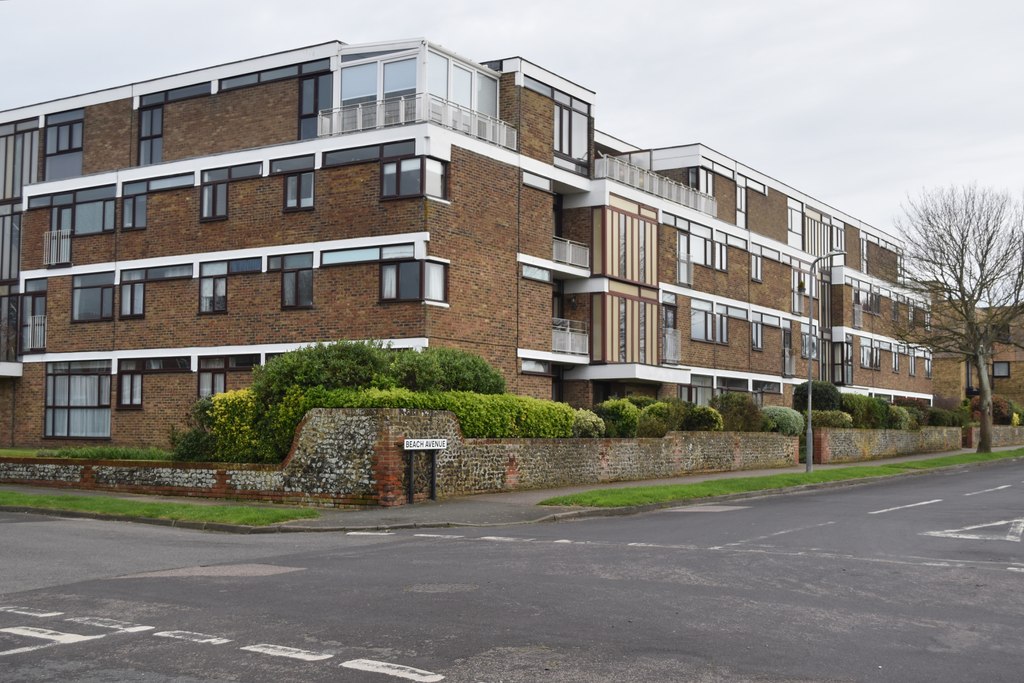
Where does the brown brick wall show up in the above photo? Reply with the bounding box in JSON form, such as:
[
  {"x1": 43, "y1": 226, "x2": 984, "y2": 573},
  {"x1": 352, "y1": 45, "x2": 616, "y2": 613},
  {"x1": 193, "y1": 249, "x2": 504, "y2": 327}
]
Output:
[
  {"x1": 714, "y1": 174, "x2": 736, "y2": 225},
  {"x1": 163, "y1": 80, "x2": 299, "y2": 162},
  {"x1": 747, "y1": 187, "x2": 788, "y2": 244},
  {"x1": 83, "y1": 99, "x2": 134, "y2": 175}
]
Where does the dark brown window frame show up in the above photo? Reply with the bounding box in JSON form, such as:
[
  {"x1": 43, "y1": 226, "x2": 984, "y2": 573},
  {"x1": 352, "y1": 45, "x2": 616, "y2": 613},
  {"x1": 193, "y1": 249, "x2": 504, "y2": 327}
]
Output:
[
  {"x1": 71, "y1": 274, "x2": 114, "y2": 323},
  {"x1": 380, "y1": 156, "x2": 446, "y2": 200},
  {"x1": 283, "y1": 171, "x2": 315, "y2": 211},
  {"x1": 200, "y1": 181, "x2": 228, "y2": 221},
  {"x1": 379, "y1": 260, "x2": 448, "y2": 303},
  {"x1": 138, "y1": 105, "x2": 163, "y2": 166}
]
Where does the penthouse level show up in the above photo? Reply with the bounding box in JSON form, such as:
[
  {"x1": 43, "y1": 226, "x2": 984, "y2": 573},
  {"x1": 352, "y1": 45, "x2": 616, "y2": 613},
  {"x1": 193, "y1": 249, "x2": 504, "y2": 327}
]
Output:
[{"x1": 0, "y1": 38, "x2": 931, "y2": 448}]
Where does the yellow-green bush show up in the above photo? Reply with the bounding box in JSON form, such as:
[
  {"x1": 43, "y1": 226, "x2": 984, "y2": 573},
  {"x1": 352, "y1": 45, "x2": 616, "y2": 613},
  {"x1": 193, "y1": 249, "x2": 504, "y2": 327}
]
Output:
[{"x1": 208, "y1": 390, "x2": 276, "y2": 462}]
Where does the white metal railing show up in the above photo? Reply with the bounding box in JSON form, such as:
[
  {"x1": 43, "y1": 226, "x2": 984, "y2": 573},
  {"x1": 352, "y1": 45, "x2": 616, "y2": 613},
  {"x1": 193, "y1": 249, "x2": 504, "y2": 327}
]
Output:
[
  {"x1": 663, "y1": 328, "x2": 681, "y2": 365},
  {"x1": 853, "y1": 303, "x2": 864, "y2": 329},
  {"x1": 594, "y1": 156, "x2": 718, "y2": 217},
  {"x1": 552, "y1": 237, "x2": 590, "y2": 269},
  {"x1": 43, "y1": 229, "x2": 71, "y2": 266},
  {"x1": 552, "y1": 317, "x2": 589, "y2": 355},
  {"x1": 677, "y1": 255, "x2": 693, "y2": 286},
  {"x1": 318, "y1": 94, "x2": 517, "y2": 151},
  {"x1": 783, "y1": 348, "x2": 795, "y2": 376},
  {"x1": 27, "y1": 314, "x2": 46, "y2": 350}
]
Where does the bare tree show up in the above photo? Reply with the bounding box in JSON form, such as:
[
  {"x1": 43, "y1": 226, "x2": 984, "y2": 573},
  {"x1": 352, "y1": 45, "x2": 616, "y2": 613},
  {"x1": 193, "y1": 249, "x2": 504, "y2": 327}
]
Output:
[{"x1": 895, "y1": 186, "x2": 1024, "y2": 452}]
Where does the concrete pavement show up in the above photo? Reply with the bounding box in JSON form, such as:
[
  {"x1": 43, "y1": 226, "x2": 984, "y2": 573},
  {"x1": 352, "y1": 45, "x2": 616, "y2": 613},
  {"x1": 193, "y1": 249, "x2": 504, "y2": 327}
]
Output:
[{"x1": 2, "y1": 444, "x2": 1021, "y2": 533}]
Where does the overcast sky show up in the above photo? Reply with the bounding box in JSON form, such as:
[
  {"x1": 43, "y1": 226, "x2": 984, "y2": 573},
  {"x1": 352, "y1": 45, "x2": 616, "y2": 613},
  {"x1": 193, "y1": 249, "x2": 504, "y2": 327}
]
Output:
[{"x1": 3, "y1": 0, "x2": 1022, "y2": 234}]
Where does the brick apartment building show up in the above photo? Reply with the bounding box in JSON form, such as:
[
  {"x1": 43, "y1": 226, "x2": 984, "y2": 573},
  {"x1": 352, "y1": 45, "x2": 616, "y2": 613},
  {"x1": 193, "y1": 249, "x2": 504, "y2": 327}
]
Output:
[{"x1": 0, "y1": 38, "x2": 933, "y2": 447}]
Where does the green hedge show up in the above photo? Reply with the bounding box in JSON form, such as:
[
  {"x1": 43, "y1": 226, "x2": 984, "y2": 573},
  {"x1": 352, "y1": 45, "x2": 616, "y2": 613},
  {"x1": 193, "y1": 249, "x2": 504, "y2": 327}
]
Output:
[
  {"x1": 572, "y1": 409, "x2": 606, "y2": 438},
  {"x1": 841, "y1": 394, "x2": 890, "y2": 429},
  {"x1": 594, "y1": 399, "x2": 640, "y2": 438},
  {"x1": 806, "y1": 410, "x2": 854, "y2": 428},
  {"x1": 761, "y1": 406, "x2": 804, "y2": 436}
]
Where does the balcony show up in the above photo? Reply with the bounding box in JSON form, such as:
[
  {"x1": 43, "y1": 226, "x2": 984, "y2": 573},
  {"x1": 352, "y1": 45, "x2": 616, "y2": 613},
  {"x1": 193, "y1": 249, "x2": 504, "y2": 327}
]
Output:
[
  {"x1": 552, "y1": 318, "x2": 589, "y2": 356},
  {"x1": 552, "y1": 237, "x2": 589, "y2": 269},
  {"x1": 43, "y1": 229, "x2": 71, "y2": 266},
  {"x1": 677, "y1": 255, "x2": 693, "y2": 286},
  {"x1": 318, "y1": 94, "x2": 518, "y2": 151},
  {"x1": 663, "y1": 328, "x2": 681, "y2": 365},
  {"x1": 594, "y1": 156, "x2": 718, "y2": 217},
  {"x1": 853, "y1": 303, "x2": 864, "y2": 329},
  {"x1": 24, "y1": 315, "x2": 46, "y2": 351}
]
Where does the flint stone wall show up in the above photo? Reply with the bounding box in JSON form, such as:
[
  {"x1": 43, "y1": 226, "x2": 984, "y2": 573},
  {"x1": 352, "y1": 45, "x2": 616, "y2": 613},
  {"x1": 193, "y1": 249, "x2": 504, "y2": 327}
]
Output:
[
  {"x1": 0, "y1": 409, "x2": 799, "y2": 507},
  {"x1": 812, "y1": 426, "x2": 962, "y2": 464}
]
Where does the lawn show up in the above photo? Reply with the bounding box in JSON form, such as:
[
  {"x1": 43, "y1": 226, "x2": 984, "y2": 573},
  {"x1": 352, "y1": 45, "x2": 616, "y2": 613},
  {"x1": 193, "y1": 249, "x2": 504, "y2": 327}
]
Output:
[
  {"x1": 539, "y1": 449, "x2": 1024, "y2": 508},
  {"x1": 0, "y1": 491, "x2": 320, "y2": 526}
]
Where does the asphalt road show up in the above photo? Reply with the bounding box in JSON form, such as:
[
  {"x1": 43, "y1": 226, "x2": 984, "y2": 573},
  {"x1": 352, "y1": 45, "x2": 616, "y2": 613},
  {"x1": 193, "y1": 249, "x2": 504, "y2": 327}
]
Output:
[{"x1": 1, "y1": 461, "x2": 1022, "y2": 682}]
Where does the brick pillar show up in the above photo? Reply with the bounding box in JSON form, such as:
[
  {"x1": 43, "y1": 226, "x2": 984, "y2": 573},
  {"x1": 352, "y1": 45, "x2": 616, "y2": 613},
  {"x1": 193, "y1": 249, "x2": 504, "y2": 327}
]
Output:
[
  {"x1": 813, "y1": 428, "x2": 831, "y2": 464},
  {"x1": 372, "y1": 429, "x2": 407, "y2": 508}
]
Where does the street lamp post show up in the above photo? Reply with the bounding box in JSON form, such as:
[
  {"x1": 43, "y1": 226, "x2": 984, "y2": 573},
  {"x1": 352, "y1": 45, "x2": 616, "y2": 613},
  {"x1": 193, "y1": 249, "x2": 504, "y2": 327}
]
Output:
[{"x1": 805, "y1": 250, "x2": 845, "y2": 473}]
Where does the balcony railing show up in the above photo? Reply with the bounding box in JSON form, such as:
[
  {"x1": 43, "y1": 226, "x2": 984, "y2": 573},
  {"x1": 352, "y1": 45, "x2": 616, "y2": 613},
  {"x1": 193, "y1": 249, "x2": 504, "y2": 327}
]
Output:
[
  {"x1": 594, "y1": 156, "x2": 718, "y2": 217},
  {"x1": 783, "y1": 348, "x2": 795, "y2": 376},
  {"x1": 43, "y1": 229, "x2": 71, "y2": 266},
  {"x1": 552, "y1": 317, "x2": 589, "y2": 356},
  {"x1": 663, "y1": 328, "x2": 681, "y2": 365},
  {"x1": 677, "y1": 255, "x2": 693, "y2": 286},
  {"x1": 318, "y1": 94, "x2": 518, "y2": 151},
  {"x1": 552, "y1": 237, "x2": 590, "y2": 269},
  {"x1": 25, "y1": 314, "x2": 46, "y2": 351},
  {"x1": 853, "y1": 303, "x2": 864, "y2": 329}
]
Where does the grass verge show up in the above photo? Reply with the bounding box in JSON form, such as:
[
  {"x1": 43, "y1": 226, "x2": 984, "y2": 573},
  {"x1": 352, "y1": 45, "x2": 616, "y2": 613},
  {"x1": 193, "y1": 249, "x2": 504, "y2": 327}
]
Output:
[
  {"x1": 0, "y1": 491, "x2": 320, "y2": 526},
  {"x1": 539, "y1": 449, "x2": 1024, "y2": 508}
]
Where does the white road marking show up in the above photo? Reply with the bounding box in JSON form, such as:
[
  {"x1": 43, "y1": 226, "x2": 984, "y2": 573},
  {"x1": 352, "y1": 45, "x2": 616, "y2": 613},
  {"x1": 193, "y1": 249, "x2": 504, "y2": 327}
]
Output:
[
  {"x1": 922, "y1": 518, "x2": 1024, "y2": 543},
  {"x1": 414, "y1": 534, "x2": 464, "y2": 539},
  {"x1": 868, "y1": 499, "x2": 942, "y2": 515},
  {"x1": 964, "y1": 485, "x2": 1012, "y2": 496},
  {"x1": 65, "y1": 616, "x2": 153, "y2": 633},
  {"x1": 0, "y1": 644, "x2": 52, "y2": 656},
  {"x1": 341, "y1": 658, "x2": 444, "y2": 681},
  {"x1": 553, "y1": 539, "x2": 574, "y2": 544},
  {"x1": 715, "y1": 521, "x2": 837, "y2": 548},
  {"x1": 0, "y1": 607, "x2": 63, "y2": 618},
  {"x1": 347, "y1": 531, "x2": 393, "y2": 536},
  {"x1": 153, "y1": 630, "x2": 232, "y2": 645},
  {"x1": 0, "y1": 627, "x2": 105, "y2": 644},
  {"x1": 1007, "y1": 567, "x2": 1024, "y2": 573},
  {"x1": 479, "y1": 536, "x2": 533, "y2": 542},
  {"x1": 240, "y1": 643, "x2": 334, "y2": 661}
]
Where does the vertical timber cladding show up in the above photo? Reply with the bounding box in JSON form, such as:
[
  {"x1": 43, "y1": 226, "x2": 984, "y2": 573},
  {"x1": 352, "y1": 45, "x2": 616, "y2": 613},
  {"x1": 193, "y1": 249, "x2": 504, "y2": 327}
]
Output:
[{"x1": 591, "y1": 195, "x2": 661, "y2": 365}]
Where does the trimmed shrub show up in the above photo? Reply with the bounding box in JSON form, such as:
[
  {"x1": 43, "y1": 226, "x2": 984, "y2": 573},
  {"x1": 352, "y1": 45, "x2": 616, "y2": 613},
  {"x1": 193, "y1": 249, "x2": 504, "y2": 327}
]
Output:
[
  {"x1": 415, "y1": 347, "x2": 505, "y2": 394},
  {"x1": 886, "y1": 404, "x2": 914, "y2": 431},
  {"x1": 680, "y1": 404, "x2": 724, "y2": 431},
  {"x1": 208, "y1": 390, "x2": 276, "y2": 463},
  {"x1": 927, "y1": 407, "x2": 967, "y2": 427},
  {"x1": 894, "y1": 397, "x2": 930, "y2": 427},
  {"x1": 572, "y1": 409, "x2": 606, "y2": 438},
  {"x1": 710, "y1": 392, "x2": 765, "y2": 432},
  {"x1": 250, "y1": 341, "x2": 392, "y2": 406},
  {"x1": 970, "y1": 394, "x2": 1014, "y2": 425},
  {"x1": 761, "y1": 406, "x2": 804, "y2": 437},
  {"x1": 637, "y1": 402, "x2": 671, "y2": 438},
  {"x1": 625, "y1": 395, "x2": 659, "y2": 410},
  {"x1": 593, "y1": 398, "x2": 641, "y2": 438},
  {"x1": 792, "y1": 381, "x2": 843, "y2": 412},
  {"x1": 48, "y1": 446, "x2": 173, "y2": 461},
  {"x1": 807, "y1": 410, "x2": 854, "y2": 428},
  {"x1": 841, "y1": 394, "x2": 889, "y2": 429}
]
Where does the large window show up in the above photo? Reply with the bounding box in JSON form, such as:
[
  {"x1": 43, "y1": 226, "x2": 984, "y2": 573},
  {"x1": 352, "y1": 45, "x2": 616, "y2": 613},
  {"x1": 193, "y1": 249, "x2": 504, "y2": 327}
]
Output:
[
  {"x1": 381, "y1": 156, "x2": 445, "y2": 199},
  {"x1": 200, "y1": 162, "x2": 262, "y2": 221},
  {"x1": 119, "y1": 264, "x2": 193, "y2": 319},
  {"x1": 20, "y1": 279, "x2": 46, "y2": 352},
  {"x1": 45, "y1": 109, "x2": 84, "y2": 181},
  {"x1": 117, "y1": 357, "x2": 190, "y2": 408},
  {"x1": 299, "y1": 72, "x2": 333, "y2": 140},
  {"x1": 285, "y1": 172, "x2": 314, "y2": 210},
  {"x1": 139, "y1": 106, "x2": 163, "y2": 165},
  {"x1": 45, "y1": 360, "x2": 111, "y2": 438},
  {"x1": 381, "y1": 261, "x2": 446, "y2": 302},
  {"x1": 269, "y1": 253, "x2": 313, "y2": 309},
  {"x1": 31, "y1": 186, "x2": 116, "y2": 236},
  {"x1": 199, "y1": 257, "x2": 260, "y2": 313},
  {"x1": 690, "y1": 299, "x2": 714, "y2": 342},
  {"x1": 72, "y1": 272, "x2": 114, "y2": 322},
  {"x1": 524, "y1": 76, "x2": 589, "y2": 174}
]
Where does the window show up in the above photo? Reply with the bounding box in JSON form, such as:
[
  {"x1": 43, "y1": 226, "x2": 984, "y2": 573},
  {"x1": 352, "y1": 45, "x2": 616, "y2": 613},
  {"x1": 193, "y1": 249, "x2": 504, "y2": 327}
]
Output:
[
  {"x1": 299, "y1": 72, "x2": 333, "y2": 140},
  {"x1": 45, "y1": 109, "x2": 84, "y2": 181},
  {"x1": 522, "y1": 264, "x2": 552, "y2": 282},
  {"x1": 751, "y1": 321, "x2": 763, "y2": 350},
  {"x1": 72, "y1": 272, "x2": 114, "y2": 322},
  {"x1": 220, "y1": 58, "x2": 330, "y2": 91},
  {"x1": 381, "y1": 261, "x2": 447, "y2": 302},
  {"x1": 698, "y1": 168, "x2": 714, "y2": 196},
  {"x1": 891, "y1": 298, "x2": 899, "y2": 323},
  {"x1": 321, "y1": 243, "x2": 414, "y2": 266},
  {"x1": 198, "y1": 357, "x2": 226, "y2": 398},
  {"x1": 686, "y1": 374, "x2": 714, "y2": 406},
  {"x1": 34, "y1": 186, "x2": 116, "y2": 236},
  {"x1": 690, "y1": 299, "x2": 714, "y2": 342},
  {"x1": 714, "y1": 240, "x2": 728, "y2": 272},
  {"x1": 717, "y1": 311, "x2": 729, "y2": 344},
  {"x1": 199, "y1": 262, "x2": 227, "y2": 313},
  {"x1": 860, "y1": 339, "x2": 881, "y2": 369},
  {"x1": 717, "y1": 377, "x2": 748, "y2": 393},
  {"x1": 792, "y1": 270, "x2": 805, "y2": 315},
  {"x1": 787, "y1": 205, "x2": 804, "y2": 249},
  {"x1": 892, "y1": 348, "x2": 900, "y2": 373},
  {"x1": 909, "y1": 353, "x2": 917, "y2": 377},
  {"x1": 269, "y1": 253, "x2": 313, "y2": 308},
  {"x1": 750, "y1": 253, "x2": 762, "y2": 282},
  {"x1": 200, "y1": 170, "x2": 228, "y2": 220},
  {"x1": 21, "y1": 279, "x2": 47, "y2": 352},
  {"x1": 736, "y1": 186, "x2": 747, "y2": 228},
  {"x1": 553, "y1": 98, "x2": 589, "y2": 174},
  {"x1": 323, "y1": 140, "x2": 412, "y2": 168},
  {"x1": 118, "y1": 264, "x2": 192, "y2": 319},
  {"x1": 139, "y1": 106, "x2": 163, "y2": 165},
  {"x1": 381, "y1": 156, "x2": 446, "y2": 199},
  {"x1": 993, "y1": 361, "x2": 1010, "y2": 378},
  {"x1": 285, "y1": 172, "x2": 314, "y2": 210},
  {"x1": 833, "y1": 336, "x2": 853, "y2": 385},
  {"x1": 925, "y1": 356, "x2": 932, "y2": 379},
  {"x1": 522, "y1": 359, "x2": 550, "y2": 375},
  {"x1": 118, "y1": 357, "x2": 190, "y2": 408},
  {"x1": 45, "y1": 360, "x2": 111, "y2": 438},
  {"x1": 123, "y1": 194, "x2": 147, "y2": 229}
]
